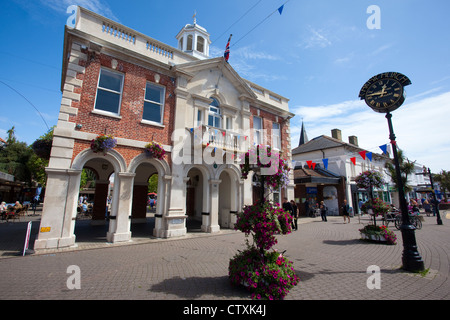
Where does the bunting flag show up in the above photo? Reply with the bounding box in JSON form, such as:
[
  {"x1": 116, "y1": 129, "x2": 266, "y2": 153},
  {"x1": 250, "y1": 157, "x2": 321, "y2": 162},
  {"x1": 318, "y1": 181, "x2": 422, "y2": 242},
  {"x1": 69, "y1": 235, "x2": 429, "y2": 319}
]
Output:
[
  {"x1": 222, "y1": 131, "x2": 226, "y2": 136},
  {"x1": 322, "y1": 158, "x2": 328, "y2": 170},
  {"x1": 366, "y1": 152, "x2": 373, "y2": 161},
  {"x1": 350, "y1": 157, "x2": 356, "y2": 165},
  {"x1": 306, "y1": 160, "x2": 313, "y2": 169},
  {"x1": 278, "y1": 5, "x2": 284, "y2": 15},
  {"x1": 359, "y1": 150, "x2": 366, "y2": 160},
  {"x1": 379, "y1": 144, "x2": 388, "y2": 154},
  {"x1": 224, "y1": 34, "x2": 232, "y2": 62}
]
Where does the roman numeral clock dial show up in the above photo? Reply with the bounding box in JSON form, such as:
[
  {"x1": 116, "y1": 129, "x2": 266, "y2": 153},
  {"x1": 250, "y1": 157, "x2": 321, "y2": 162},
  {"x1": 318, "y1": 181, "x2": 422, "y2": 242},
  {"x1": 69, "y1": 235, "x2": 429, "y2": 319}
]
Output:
[{"x1": 359, "y1": 72, "x2": 411, "y2": 113}]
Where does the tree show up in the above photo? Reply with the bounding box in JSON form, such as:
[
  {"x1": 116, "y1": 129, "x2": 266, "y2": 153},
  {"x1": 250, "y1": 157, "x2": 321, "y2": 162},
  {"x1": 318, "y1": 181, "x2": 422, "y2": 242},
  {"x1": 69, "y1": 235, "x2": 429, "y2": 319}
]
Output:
[
  {"x1": 384, "y1": 149, "x2": 415, "y2": 193},
  {"x1": 28, "y1": 126, "x2": 55, "y2": 187},
  {"x1": 434, "y1": 170, "x2": 450, "y2": 201},
  {"x1": 148, "y1": 174, "x2": 158, "y2": 193},
  {"x1": 0, "y1": 126, "x2": 33, "y2": 185}
]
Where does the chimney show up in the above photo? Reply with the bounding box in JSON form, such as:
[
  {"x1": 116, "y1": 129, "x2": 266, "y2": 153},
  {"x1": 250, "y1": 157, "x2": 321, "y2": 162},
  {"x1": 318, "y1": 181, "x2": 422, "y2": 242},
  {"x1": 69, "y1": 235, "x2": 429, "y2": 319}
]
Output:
[
  {"x1": 331, "y1": 129, "x2": 342, "y2": 141},
  {"x1": 348, "y1": 135, "x2": 358, "y2": 146}
]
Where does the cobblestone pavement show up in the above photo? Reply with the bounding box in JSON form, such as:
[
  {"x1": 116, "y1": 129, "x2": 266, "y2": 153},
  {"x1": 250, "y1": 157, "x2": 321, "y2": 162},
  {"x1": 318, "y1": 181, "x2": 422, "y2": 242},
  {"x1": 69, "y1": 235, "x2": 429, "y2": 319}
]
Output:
[{"x1": 0, "y1": 211, "x2": 449, "y2": 301}]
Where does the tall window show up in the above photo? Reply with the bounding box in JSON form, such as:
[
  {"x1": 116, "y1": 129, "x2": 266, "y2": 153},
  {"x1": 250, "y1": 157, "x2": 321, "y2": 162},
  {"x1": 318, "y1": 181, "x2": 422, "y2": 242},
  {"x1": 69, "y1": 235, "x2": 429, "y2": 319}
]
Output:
[
  {"x1": 143, "y1": 82, "x2": 165, "y2": 124},
  {"x1": 179, "y1": 37, "x2": 184, "y2": 50},
  {"x1": 208, "y1": 98, "x2": 221, "y2": 128},
  {"x1": 187, "y1": 35, "x2": 193, "y2": 51},
  {"x1": 197, "y1": 36, "x2": 204, "y2": 53},
  {"x1": 94, "y1": 68, "x2": 124, "y2": 115},
  {"x1": 272, "y1": 122, "x2": 281, "y2": 149},
  {"x1": 253, "y1": 116, "x2": 262, "y2": 145}
]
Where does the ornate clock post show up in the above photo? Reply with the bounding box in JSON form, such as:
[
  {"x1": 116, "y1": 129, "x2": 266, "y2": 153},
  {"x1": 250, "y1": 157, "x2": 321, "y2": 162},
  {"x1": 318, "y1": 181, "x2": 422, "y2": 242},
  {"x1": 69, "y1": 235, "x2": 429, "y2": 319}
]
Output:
[{"x1": 359, "y1": 72, "x2": 425, "y2": 272}]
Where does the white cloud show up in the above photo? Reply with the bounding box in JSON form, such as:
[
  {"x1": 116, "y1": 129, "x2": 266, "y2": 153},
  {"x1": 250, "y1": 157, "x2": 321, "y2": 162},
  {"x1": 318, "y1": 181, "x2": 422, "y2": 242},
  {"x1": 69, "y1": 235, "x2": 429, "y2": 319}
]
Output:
[
  {"x1": 301, "y1": 26, "x2": 332, "y2": 49},
  {"x1": 291, "y1": 91, "x2": 450, "y2": 172},
  {"x1": 209, "y1": 45, "x2": 285, "y2": 82},
  {"x1": 40, "y1": 0, "x2": 119, "y2": 21}
]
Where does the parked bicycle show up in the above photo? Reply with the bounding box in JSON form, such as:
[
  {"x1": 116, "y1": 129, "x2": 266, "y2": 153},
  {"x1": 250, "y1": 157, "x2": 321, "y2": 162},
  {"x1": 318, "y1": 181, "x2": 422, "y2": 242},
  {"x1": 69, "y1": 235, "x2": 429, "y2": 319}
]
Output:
[{"x1": 394, "y1": 214, "x2": 422, "y2": 230}]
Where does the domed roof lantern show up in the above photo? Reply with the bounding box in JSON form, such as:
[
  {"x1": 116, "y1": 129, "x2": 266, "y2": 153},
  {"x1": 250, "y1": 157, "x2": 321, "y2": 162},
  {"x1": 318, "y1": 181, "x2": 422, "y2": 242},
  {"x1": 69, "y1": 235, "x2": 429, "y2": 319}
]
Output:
[{"x1": 175, "y1": 11, "x2": 211, "y2": 59}]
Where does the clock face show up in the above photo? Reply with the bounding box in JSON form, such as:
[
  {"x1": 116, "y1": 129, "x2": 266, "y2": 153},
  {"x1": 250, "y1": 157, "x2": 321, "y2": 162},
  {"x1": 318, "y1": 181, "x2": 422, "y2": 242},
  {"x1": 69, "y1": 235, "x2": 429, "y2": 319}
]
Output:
[{"x1": 364, "y1": 78, "x2": 404, "y2": 113}]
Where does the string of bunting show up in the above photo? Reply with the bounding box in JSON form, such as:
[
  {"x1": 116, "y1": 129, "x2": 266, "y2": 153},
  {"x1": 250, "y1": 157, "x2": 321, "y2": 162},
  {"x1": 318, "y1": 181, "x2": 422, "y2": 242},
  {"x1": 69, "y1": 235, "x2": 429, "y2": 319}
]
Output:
[{"x1": 294, "y1": 143, "x2": 392, "y2": 170}]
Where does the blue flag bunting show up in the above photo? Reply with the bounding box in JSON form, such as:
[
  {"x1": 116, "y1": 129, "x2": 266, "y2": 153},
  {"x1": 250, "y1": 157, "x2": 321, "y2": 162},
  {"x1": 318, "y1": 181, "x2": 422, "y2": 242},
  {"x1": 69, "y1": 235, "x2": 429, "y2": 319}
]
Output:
[
  {"x1": 278, "y1": 5, "x2": 284, "y2": 15},
  {"x1": 322, "y1": 158, "x2": 328, "y2": 170},
  {"x1": 379, "y1": 144, "x2": 388, "y2": 154},
  {"x1": 366, "y1": 152, "x2": 373, "y2": 161}
]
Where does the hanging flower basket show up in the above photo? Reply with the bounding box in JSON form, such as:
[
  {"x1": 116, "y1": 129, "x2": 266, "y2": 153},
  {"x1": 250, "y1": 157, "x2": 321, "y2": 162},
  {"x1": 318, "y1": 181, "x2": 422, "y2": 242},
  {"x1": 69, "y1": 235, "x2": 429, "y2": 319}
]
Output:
[
  {"x1": 361, "y1": 198, "x2": 390, "y2": 217},
  {"x1": 355, "y1": 170, "x2": 385, "y2": 189},
  {"x1": 144, "y1": 142, "x2": 166, "y2": 160},
  {"x1": 90, "y1": 134, "x2": 117, "y2": 154},
  {"x1": 240, "y1": 145, "x2": 290, "y2": 191}
]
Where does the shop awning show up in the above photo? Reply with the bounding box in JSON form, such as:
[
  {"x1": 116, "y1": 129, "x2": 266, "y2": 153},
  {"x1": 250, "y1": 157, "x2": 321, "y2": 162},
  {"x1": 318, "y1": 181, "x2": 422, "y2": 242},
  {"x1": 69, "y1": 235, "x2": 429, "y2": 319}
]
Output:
[{"x1": 293, "y1": 167, "x2": 342, "y2": 185}]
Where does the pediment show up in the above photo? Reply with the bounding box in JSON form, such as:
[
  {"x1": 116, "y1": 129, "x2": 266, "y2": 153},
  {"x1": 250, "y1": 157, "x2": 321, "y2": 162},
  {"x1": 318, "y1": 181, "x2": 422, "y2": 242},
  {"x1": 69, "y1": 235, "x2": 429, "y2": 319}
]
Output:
[{"x1": 172, "y1": 57, "x2": 257, "y2": 101}]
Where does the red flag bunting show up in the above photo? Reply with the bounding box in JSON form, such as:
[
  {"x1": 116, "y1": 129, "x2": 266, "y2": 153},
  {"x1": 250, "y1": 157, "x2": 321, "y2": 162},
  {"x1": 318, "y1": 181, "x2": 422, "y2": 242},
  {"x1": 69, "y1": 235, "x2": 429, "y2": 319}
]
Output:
[
  {"x1": 350, "y1": 157, "x2": 356, "y2": 165},
  {"x1": 359, "y1": 150, "x2": 366, "y2": 160}
]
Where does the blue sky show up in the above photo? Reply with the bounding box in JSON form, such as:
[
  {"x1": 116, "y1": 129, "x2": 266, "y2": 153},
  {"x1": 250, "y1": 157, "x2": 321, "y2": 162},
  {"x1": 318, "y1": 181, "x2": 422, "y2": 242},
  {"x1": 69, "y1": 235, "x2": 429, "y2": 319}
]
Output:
[{"x1": 1, "y1": 0, "x2": 450, "y2": 173}]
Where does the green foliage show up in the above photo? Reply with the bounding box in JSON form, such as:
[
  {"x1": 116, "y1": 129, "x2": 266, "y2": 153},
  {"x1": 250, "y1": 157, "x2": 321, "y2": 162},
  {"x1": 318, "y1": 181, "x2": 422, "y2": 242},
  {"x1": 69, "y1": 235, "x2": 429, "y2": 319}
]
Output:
[
  {"x1": 434, "y1": 170, "x2": 450, "y2": 201},
  {"x1": 0, "y1": 127, "x2": 33, "y2": 185},
  {"x1": 384, "y1": 149, "x2": 414, "y2": 193},
  {"x1": 147, "y1": 174, "x2": 158, "y2": 193}
]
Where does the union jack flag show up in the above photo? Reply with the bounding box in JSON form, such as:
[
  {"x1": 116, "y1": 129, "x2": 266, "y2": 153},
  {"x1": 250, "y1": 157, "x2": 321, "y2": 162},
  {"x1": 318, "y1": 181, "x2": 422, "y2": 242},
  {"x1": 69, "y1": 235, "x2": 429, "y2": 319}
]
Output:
[{"x1": 224, "y1": 34, "x2": 232, "y2": 62}]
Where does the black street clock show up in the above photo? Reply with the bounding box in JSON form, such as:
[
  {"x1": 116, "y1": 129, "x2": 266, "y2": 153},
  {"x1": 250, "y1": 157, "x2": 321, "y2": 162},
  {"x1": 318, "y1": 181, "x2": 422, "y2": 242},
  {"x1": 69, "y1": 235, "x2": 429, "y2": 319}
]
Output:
[{"x1": 359, "y1": 72, "x2": 411, "y2": 113}]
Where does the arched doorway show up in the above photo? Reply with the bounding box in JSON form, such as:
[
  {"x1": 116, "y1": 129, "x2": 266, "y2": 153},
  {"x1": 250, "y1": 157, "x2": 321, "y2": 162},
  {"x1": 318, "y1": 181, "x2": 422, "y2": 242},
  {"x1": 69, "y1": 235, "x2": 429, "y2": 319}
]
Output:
[
  {"x1": 130, "y1": 162, "x2": 159, "y2": 238},
  {"x1": 128, "y1": 154, "x2": 170, "y2": 238},
  {"x1": 186, "y1": 167, "x2": 205, "y2": 232},
  {"x1": 71, "y1": 148, "x2": 128, "y2": 245},
  {"x1": 218, "y1": 170, "x2": 237, "y2": 228}
]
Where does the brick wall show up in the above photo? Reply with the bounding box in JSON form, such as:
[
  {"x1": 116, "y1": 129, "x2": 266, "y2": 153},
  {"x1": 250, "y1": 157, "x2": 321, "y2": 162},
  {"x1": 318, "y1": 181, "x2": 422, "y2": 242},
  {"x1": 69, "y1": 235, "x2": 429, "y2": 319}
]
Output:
[
  {"x1": 249, "y1": 105, "x2": 290, "y2": 157},
  {"x1": 68, "y1": 48, "x2": 176, "y2": 165}
]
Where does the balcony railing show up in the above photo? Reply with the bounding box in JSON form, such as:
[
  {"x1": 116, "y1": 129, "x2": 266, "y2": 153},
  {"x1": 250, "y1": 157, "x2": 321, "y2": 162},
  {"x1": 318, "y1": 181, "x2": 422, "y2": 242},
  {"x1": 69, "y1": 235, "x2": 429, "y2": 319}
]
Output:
[{"x1": 189, "y1": 125, "x2": 249, "y2": 153}]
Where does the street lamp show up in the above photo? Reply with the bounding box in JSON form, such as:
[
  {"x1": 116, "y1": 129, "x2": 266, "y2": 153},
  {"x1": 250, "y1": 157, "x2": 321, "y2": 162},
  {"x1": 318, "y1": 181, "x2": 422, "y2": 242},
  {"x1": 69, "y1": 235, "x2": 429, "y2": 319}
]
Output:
[
  {"x1": 423, "y1": 166, "x2": 443, "y2": 225},
  {"x1": 359, "y1": 72, "x2": 425, "y2": 272}
]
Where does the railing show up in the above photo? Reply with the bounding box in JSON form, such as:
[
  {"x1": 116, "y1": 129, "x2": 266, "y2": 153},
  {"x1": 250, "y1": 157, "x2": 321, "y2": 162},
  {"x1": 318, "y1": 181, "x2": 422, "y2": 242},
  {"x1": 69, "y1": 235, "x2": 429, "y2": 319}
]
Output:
[
  {"x1": 102, "y1": 22, "x2": 136, "y2": 44},
  {"x1": 74, "y1": 7, "x2": 194, "y2": 65},
  {"x1": 190, "y1": 125, "x2": 249, "y2": 153}
]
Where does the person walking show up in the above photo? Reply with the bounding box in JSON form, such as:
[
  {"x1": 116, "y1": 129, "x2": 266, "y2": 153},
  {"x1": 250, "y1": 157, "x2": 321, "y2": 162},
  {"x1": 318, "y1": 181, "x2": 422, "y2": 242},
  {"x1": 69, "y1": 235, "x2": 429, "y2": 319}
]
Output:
[
  {"x1": 320, "y1": 201, "x2": 327, "y2": 222},
  {"x1": 283, "y1": 198, "x2": 294, "y2": 229},
  {"x1": 290, "y1": 200, "x2": 298, "y2": 230},
  {"x1": 341, "y1": 199, "x2": 350, "y2": 223}
]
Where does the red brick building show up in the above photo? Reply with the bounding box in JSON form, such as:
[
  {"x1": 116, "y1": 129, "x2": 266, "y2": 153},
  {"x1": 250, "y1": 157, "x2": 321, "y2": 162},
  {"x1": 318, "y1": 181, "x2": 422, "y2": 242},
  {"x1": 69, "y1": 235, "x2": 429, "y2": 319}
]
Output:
[{"x1": 35, "y1": 7, "x2": 294, "y2": 250}]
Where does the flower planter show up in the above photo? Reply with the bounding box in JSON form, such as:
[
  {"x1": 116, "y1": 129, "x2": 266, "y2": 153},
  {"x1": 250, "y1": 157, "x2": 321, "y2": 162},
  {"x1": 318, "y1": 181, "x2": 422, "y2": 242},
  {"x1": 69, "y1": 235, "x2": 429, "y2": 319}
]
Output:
[{"x1": 360, "y1": 232, "x2": 386, "y2": 242}]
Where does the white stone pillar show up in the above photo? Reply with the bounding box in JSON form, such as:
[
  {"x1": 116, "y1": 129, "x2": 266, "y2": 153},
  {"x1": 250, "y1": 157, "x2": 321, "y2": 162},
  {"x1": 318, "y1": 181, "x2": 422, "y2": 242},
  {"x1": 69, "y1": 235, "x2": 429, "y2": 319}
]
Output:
[
  {"x1": 34, "y1": 168, "x2": 80, "y2": 250},
  {"x1": 107, "y1": 172, "x2": 134, "y2": 243},
  {"x1": 208, "y1": 179, "x2": 221, "y2": 233}
]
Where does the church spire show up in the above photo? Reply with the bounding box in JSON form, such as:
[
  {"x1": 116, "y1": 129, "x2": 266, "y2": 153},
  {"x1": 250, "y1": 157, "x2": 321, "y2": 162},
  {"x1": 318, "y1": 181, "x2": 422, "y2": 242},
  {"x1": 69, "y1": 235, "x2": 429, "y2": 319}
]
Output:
[{"x1": 299, "y1": 120, "x2": 309, "y2": 146}]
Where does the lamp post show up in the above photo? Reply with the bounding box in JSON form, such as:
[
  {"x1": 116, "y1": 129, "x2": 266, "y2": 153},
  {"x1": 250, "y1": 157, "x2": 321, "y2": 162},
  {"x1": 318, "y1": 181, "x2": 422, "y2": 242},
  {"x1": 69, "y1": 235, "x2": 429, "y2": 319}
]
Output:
[
  {"x1": 386, "y1": 112, "x2": 424, "y2": 272},
  {"x1": 359, "y1": 72, "x2": 424, "y2": 272},
  {"x1": 423, "y1": 166, "x2": 443, "y2": 225}
]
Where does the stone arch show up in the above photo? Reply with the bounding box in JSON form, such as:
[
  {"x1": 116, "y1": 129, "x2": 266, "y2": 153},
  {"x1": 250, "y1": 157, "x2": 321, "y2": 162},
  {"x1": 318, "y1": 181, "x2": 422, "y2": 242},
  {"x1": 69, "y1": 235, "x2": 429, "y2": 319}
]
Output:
[
  {"x1": 72, "y1": 147, "x2": 127, "y2": 173},
  {"x1": 128, "y1": 153, "x2": 171, "y2": 221},
  {"x1": 184, "y1": 164, "x2": 212, "y2": 232}
]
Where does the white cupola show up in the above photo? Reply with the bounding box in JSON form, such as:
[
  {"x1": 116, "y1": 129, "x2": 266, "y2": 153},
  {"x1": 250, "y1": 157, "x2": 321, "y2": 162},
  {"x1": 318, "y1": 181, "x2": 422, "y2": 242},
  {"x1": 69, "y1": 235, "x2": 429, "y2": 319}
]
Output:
[{"x1": 175, "y1": 13, "x2": 211, "y2": 59}]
